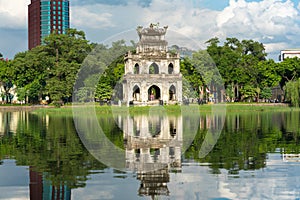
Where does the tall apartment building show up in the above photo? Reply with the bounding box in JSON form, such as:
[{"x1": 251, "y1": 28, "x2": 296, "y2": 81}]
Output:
[{"x1": 28, "y1": 0, "x2": 70, "y2": 50}]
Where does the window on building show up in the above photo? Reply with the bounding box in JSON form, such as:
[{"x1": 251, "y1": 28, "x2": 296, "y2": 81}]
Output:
[
  {"x1": 134, "y1": 63, "x2": 140, "y2": 74},
  {"x1": 41, "y1": 2, "x2": 51, "y2": 5},
  {"x1": 168, "y1": 63, "x2": 174, "y2": 74},
  {"x1": 149, "y1": 63, "x2": 159, "y2": 74}
]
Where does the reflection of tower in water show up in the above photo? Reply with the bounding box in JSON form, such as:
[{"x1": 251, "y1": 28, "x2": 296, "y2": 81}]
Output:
[{"x1": 120, "y1": 114, "x2": 182, "y2": 197}]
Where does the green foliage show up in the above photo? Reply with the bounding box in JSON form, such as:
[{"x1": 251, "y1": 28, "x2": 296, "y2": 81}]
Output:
[
  {"x1": 91, "y1": 42, "x2": 133, "y2": 101},
  {"x1": 16, "y1": 87, "x2": 26, "y2": 102},
  {"x1": 10, "y1": 29, "x2": 92, "y2": 104},
  {"x1": 225, "y1": 86, "x2": 234, "y2": 101},
  {"x1": 0, "y1": 59, "x2": 14, "y2": 103},
  {"x1": 43, "y1": 29, "x2": 92, "y2": 103},
  {"x1": 277, "y1": 57, "x2": 300, "y2": 88},
  {"x1": 185, "y1": 111, "x2": 300, "y2": 172},
  {"x1": 285, "y1": 79, "x2": 300, "y2": 107},
  {"x1": 0, "y1": 112, "x2": 107, "y2": 188},
  {"x1": 206, "y1": 37, "x2": 268, "y2": 101},
  {"x1": 4, "y1": 31, "x2": 300, "y2": 106},
  {"x1": 260, "y1": 87, "x2": 272, "y2": 100},
  {"x1": 26, "y1": 80, "x2": 42, "y2": 104},
  {"x1": 240, "y1": 85, "x2": 256, "y2": 101},
  {"x1": 95, "y1": 79, "x2": 113, "y2": 100},
  {"x1": 255, "y1": 59, "x2": 281, "y2": 88},
  {"x1": 180, "y1": 57, "x2": 202, "y2": 98}
]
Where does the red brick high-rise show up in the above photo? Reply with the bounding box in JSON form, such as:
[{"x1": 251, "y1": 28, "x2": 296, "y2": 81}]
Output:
[{"x1": 28, "y1": 0, "x2": 70, "y2": 50}]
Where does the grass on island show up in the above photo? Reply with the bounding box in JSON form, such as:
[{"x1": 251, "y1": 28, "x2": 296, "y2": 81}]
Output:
[{"x1": 30, "y1": 102, "x2": 300, "y2": 116}]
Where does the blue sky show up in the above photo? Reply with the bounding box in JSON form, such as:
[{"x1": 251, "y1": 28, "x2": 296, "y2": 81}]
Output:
[{"x1": 0, "y1": 0, "x2": 300, "y2": 60}]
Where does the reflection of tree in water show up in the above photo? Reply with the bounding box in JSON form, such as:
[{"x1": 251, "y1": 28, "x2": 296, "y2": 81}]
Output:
[
  {"x1": 1, "y1": 110, "x2": 300, "y2": 197},
  {"x1": 0, "y1": 112, "x2": 107, "y2": 191},
  {"x1": 184, "y1": 112, "x2": 300, "y2": 174}
]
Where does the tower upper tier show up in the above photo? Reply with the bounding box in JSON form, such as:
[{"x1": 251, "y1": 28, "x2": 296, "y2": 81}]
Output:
[{"x1": 136, "y1": 23, "x2": 168, "y2": 54}]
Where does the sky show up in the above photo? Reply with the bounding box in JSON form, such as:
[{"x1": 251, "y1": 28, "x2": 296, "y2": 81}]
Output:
[{"x1": 0, "y1": 0, "x2": 300, "y2": 60}]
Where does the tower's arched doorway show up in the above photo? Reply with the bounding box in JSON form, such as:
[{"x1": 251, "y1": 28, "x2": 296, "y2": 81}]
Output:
[
  {"x1": 148, "y1": 85, "x2": 161, "y2": 101},
  {"x1": 169, "y1": 85, "x2": 176, "y2": 100},
  {"x1": 133, "y1": 85, "x2": 140, "y2": 101}
]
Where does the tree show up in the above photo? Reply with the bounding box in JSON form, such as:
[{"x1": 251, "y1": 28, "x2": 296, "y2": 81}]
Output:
[
  {"x1": 260, "y1": 87, "x2": 272, "y2": 101},
  {"x1": 95, "y1": 80, "x2": 112, "y2": 101},
  {"x1": 43, "y1": 29, "x2": 92, "y2": 104},
  {"x1": 16, "y1": 87, "x2": 27, "y2": 103},
  {"x1": 12, "y1": 47, "x2": 50, "y2": 103},
  {"x1": 277, "y1": 57, "x2": 300, "y2": 89},
  {"x1": 285, "y1": 79, "x2": 300, "y2": 107},
  {"x1": 90, "y1": 41, "x2": 133, "y2": 102},
  {"x1": 0, "y1": 59, "x2": 14, "y2": 103},
  {"x1": 240, "y1": 85, "x2": 256, "y2": 101},
  {"x1": 206, "y1": 37, "x2": 267, "y2": 101},
  {"x1": 11, "y1": 29, "x2": 92, "y2": 105}
]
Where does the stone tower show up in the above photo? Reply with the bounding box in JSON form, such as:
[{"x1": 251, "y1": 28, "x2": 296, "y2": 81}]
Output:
[{"x1": 123, "y1": 24, "x2": 182, "y2": 105}]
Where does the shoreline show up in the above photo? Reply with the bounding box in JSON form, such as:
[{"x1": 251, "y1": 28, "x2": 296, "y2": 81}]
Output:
[
  {"x1": 0, "y1": 105, "x2": 55, "y2": 111},
  {"x1": 0, "y1": 103, "x2": 293, "y2": 113}
]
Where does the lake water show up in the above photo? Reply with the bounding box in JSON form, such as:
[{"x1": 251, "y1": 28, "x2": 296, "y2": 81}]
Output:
[{"x1": 0, "y1": 109, "x2": 300, "y2": 199}]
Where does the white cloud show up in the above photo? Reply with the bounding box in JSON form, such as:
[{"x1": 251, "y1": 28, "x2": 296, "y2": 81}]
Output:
[
  {"x1": 71, "y1": 6, "x2": 114, "y2": 29},
  {"x1": 0, "y1": 0, "x2": 30, "y2": 29},
  {"x1": 66, "y1": 0, "x2": 300, "y2": 60},
  {"x1": 264, "y1": 42, "x2": 290, "y2": 54},
  {"x1": 216, "y1": 0, "x2": 300, "y2": 37},
  {"x1": 213, "y1": 0, "x2": 300, "y2": 59},
  {"x1": 1, "y1": 0, "x2": 300, "y2": 59}
]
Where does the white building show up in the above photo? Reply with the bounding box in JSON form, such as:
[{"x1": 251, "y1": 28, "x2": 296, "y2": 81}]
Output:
[
  {"x1": 0, "y1": 84, "x2": 19, "y2": 104},
  {"x1": 279, "y1": 49, "x2": 300, "y2": 61}
]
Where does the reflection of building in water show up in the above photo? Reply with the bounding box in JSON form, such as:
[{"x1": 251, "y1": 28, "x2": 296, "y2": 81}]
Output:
[
  {"x1": 0, "y1": 112, "x2": 22, "y2": 136},
  {"x1": 0, "y1": 112, "x2": 49, "y2": 138},
  {"x1": 282, "y1": 153, "x2": 300, "y2": 162},
  {"x1": 119, "y1": 114, "x2": 182, "y2": 197},
  {"x1": 199, "y1": 113, "x2": 224, "y2": 130},
  {"x1": 30, "y1": 167, "x2": 71, "y2": 200}
]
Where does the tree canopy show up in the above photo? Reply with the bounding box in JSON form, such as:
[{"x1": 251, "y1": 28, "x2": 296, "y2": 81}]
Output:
[
  {"x1": 1, "y1": 31, "x2": 300, "y2": 106},
  {"x1": 9, "y1": 29, "x2": 92, "y2": 105}
]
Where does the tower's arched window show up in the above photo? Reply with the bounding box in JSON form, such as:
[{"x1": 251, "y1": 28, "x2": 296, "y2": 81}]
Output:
[
  {"x1": 149, "y1": 63, "x2": 159, "y2": 74},
  {"x1": 168, "y1": 63, "x2": 174, "y2": 74},
  {"x1": 134, "y1": 63, "x2": 140, "y2": 74}
]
